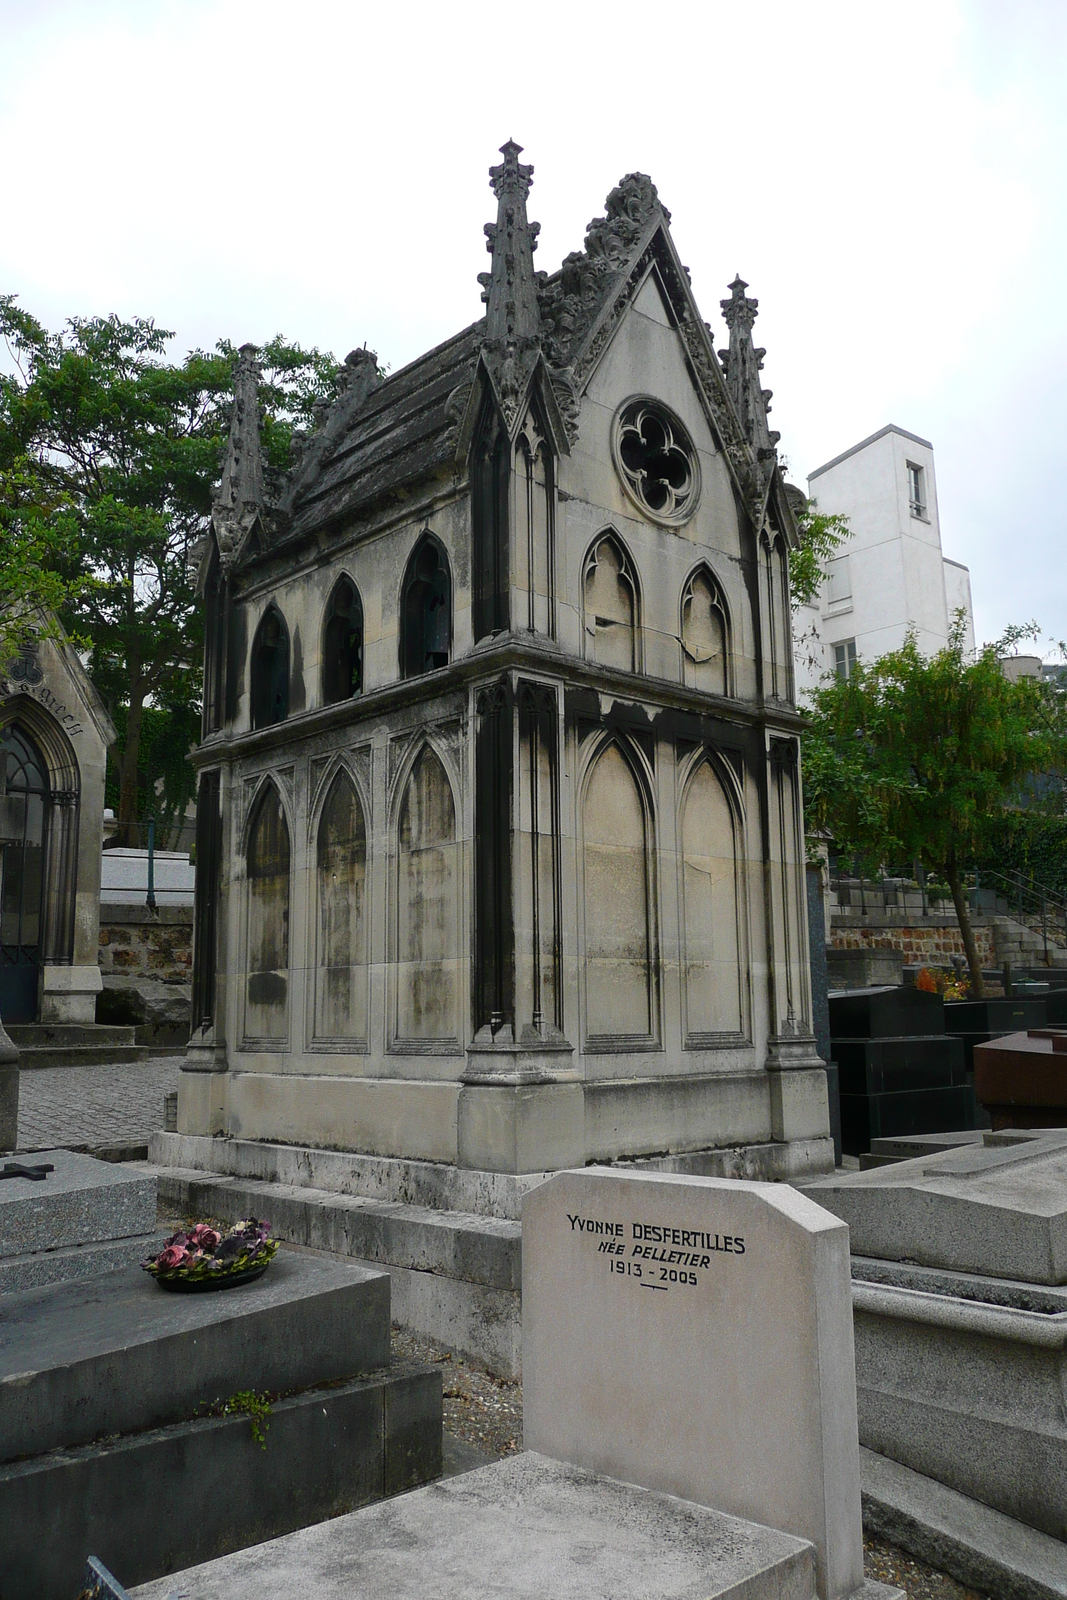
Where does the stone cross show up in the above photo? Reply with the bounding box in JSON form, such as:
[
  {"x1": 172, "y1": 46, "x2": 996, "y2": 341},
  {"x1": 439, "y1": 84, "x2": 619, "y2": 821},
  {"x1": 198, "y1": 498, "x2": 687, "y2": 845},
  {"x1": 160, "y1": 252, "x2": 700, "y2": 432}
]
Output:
[{"x1": 0, "y1": 1162, "x2": 53, "y2": 1182}]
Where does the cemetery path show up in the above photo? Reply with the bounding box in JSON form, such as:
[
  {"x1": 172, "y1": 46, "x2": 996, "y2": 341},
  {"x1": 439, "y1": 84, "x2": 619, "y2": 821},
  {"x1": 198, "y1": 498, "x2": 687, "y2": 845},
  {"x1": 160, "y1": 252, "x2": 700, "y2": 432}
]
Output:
[{"x1": 14, "y1": 1055, "x2": 180, "y2": 1152}]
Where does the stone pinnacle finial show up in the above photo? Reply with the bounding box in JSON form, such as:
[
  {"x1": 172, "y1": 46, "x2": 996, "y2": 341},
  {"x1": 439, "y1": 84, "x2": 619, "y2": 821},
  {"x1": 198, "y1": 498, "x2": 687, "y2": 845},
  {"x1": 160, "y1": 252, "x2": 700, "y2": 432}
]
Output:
[
  {"x1": 477, "y1": 140, "x2": 542, "y2": 431},
  {"x1": 213, "y1": 342, "x2": 266, "y2": 566},
  {"x1": 718, "y1": 275, "x2": 779, "y2": 467}
]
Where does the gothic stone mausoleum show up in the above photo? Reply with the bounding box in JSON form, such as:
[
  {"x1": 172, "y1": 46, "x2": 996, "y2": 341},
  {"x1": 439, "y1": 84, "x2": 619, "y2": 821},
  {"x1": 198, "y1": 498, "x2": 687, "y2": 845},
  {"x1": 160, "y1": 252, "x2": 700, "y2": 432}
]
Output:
[
  {"x1": 183, "y1": 145, "x2": 831, "y2": 1179},
  {"x1": 0, "y1": 624, "x2": 113, "y2": 1027}
]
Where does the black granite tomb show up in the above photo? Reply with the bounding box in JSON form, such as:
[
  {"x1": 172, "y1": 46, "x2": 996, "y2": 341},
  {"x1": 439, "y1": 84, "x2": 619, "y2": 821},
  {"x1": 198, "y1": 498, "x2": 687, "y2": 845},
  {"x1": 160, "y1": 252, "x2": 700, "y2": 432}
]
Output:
[
  {"x1": 828, "y1": 985, "x2": 944, "y2": 1040},
  {"x1": 833, "y1": 1034, "x2": 966, "y2": 1096},
  {"x1": 839, "y1": 1083, "x2": 978, "y2": 1156},
  {"x1": 943, "y1": 997, "x2": 1047, "y2": 1070}
]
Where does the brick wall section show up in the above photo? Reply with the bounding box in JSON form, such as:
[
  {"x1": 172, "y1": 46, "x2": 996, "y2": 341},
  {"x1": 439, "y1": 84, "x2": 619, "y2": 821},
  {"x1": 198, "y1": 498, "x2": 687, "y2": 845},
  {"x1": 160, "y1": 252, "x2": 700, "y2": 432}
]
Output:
[
  {"x1": 98, "y1": 906, "x2": 193, "y2": 981},
  {"x1": 829, "y1": 915, "x2": 996, "y2": 968}
]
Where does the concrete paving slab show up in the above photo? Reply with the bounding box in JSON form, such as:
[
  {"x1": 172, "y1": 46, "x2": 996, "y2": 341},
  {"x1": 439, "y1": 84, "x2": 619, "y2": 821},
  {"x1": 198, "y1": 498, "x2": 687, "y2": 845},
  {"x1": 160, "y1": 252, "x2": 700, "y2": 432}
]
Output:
[
  {"x1": 131, "y1": 1451, "x2": 820, "y2": 1600},
  {"x1": 0, "y1": 1147, "x2": 156, "y2": 1258},
  {"x1": 860, "y1": 1445, "x2": 1067, "y2": 1600},
  {"x1": 0, "y1": 1249, "x2": 390, "y2": 1459}
]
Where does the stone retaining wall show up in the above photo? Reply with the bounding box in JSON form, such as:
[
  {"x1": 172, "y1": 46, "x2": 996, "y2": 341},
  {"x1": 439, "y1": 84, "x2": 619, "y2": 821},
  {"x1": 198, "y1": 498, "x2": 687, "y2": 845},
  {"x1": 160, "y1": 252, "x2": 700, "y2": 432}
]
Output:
[
  {"x1": 829, "y1": 915, "x2": 996, "y2": 969},
  {"x1": 97, "y1": 905, "x2": 192, "y2": 1047}
]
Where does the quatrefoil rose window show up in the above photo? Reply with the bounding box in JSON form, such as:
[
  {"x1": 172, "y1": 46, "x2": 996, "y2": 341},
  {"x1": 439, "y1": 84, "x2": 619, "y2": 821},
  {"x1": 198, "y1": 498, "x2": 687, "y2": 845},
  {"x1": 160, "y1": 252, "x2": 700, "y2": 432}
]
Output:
[{"x1": 613, "y1": 399, "x2": 700, "y2": 526}]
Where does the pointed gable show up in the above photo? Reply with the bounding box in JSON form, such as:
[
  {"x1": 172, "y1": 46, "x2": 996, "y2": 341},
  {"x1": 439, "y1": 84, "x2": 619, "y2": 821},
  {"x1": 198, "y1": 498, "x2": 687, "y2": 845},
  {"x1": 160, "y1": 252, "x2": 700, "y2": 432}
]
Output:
[{"x1": 230, "y1": 152, "x2": 792, "y2": 564}]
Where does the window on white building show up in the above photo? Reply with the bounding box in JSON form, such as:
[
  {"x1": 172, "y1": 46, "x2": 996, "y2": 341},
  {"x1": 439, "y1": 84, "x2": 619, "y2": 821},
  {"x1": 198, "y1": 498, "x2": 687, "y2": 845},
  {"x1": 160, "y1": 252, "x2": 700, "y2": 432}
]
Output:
[
  {"x1": 907, "y1": 462, "x2": 926, "y2": 519},
  {"x1": 834, "y1": 639, "x2": 858, "y2": 680},
  {"x1": 824, "y1": 554, "x2": 852, "y2": 610}
]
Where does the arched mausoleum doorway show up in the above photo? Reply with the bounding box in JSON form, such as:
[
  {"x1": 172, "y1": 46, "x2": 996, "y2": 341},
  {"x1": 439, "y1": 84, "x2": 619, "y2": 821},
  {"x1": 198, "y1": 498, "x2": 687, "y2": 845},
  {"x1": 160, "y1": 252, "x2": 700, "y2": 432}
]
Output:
[{"x1": 0, "y1": 717, "x2": 80, "y2": 1023}]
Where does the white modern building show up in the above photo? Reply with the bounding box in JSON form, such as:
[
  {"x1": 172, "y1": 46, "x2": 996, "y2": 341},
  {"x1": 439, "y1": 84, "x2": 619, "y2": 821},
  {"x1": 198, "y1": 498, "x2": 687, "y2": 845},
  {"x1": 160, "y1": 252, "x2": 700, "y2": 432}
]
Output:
[{"x1": 794, "y1": 424, "x2": 975, "y2": 696}]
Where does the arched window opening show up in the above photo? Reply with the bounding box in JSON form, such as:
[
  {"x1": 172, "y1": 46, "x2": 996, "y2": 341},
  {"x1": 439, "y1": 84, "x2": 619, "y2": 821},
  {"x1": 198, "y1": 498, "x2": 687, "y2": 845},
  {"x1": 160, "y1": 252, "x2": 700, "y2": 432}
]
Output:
[
  {"x1": 682, "y1": 761, "x2": 742, "y2": 1038},
  {"x1": 583, "y1": 743, "x2": 653, "y2": 1040},
  {"x1": 202, "y1": 543, "x2": 224, "y2": 736},
  {"x1": 0, "y1": 725, "x2": 48, "y2": 1023},
  {"x1": 245, "y1": 784, "x2": 290, "y2": 1040},
  {"x1": 396, "y1": 746, "x2": 459, "y2": 1042},
  {"x1": 681, "y1": 569, "x2": 729, "y2": 695},
  {"x1": 322, "y1": 578, "x2": 364, "y2": 705},
  {"x1": 250, "y1": 607, "x2": 289, "y2": 729},
  {"x1": 583, "y1": 535, "x2": 637, "y2": 673},
  {"x1": 315, "y1": 771, "x2": 367, "y2": 1040},
  {"x1": 400, "y1": 536, "x2": 451, "y2": 679},
  {"x1": 763, "y1": 535, "x2": 792, "y2": 702}
]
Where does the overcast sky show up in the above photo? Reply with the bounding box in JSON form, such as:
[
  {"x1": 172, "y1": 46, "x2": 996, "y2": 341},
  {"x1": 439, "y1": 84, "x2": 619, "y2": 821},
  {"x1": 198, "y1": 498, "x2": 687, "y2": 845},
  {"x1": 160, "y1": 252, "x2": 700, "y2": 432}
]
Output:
[{"x1": 3, "y1": 0, "x2": 1064, "y2": 651}]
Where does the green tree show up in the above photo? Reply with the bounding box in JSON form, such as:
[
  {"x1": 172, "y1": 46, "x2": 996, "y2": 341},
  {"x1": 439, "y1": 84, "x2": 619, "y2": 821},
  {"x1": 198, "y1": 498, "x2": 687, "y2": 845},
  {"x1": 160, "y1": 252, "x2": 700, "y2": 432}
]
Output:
[
  {"x1": 789, "y1": 506, "x2": 850, "y2": 610},
  {"x1": 802, "y1": 621, "x2": 1067, "y2": 996},
  {"x1": 0, "y1": 298, "x2": 336, "y2": 842}
]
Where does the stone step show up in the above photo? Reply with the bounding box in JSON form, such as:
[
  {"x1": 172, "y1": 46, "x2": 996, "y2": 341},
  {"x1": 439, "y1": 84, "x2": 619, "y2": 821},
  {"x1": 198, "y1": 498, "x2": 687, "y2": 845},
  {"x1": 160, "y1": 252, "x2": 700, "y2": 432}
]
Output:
[
  {"x1": 6, "y1": 1022, "x2": 147, "y2": 1069},
  {"x1": 153, "y1": 1167, "x2": 521, "y2": 1291},
  {"x1": 14, "y1": 1044, "x2": 147, "y2": 1069},
  {"x1": 1, "y1": 1362, "x2": 441, "y2": 1600},
  {"x1": 148, "y1": 1163, "x2": 524, "y2": 1376},
  {"x1": 0, "y1": 1230, "x2": 168, "y2": 1295},
  {"x1": 861, "y1": 1446, "x2": 1067, "y2": 1600},
  {"x1": 149, "y1": 1130, "x2": 544, "y2": 1220},
  {"x1": 7, "y1": 1023, "x2": 138, "y2": 1047}
]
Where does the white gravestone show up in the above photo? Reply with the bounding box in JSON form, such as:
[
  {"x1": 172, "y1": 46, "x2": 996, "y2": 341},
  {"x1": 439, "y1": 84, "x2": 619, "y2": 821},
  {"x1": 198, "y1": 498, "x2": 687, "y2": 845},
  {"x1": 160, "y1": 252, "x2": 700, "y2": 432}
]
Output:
[{"x1": 523, "y1": 1168, "x2": 864, "y2": 1600}]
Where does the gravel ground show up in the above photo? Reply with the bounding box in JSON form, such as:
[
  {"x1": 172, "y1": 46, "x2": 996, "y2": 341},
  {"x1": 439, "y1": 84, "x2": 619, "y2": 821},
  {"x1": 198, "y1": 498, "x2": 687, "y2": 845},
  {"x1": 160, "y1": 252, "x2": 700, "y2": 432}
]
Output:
[{"x1": 391, "y1": 1324, "x2": 988, "y2": 1600}]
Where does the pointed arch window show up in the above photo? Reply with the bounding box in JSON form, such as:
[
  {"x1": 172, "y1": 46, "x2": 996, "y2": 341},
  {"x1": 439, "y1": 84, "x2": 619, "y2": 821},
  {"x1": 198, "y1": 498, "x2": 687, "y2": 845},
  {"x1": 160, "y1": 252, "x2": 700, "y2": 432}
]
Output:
[
  {"x1": 762, "y1": 533, "x2": 792, "y2": 703},
  {"x1": 202, "y1": 542, "x2": 225, "y2": 736},
  {"x1": 582, "y1": 741, "x2": 656, "y2": 1043},
  {"x1": 400, "y1": 534, "x2": 451, "y2": 679},
  {"x1": 322, "y1": 578, "x2": 364, "y2": 705},
  {"x1": 681, "y1": 568, "x2": 730, "y2": 695},
  {"x1": 244, "y1": 783, "x2": 290, "y2": 1041},
  {"x1": 315, "y1": 770, "x2": 367, "y2": 1041},
  {"x1": 396, "y1": 746, "x2": 459, "y2": 1043},
  {"x1": 583, "y1": 534, "x2": 638, "y2": 673},
  {"x1": 250, "y1": 607, "x2": 289, "y2": 729},
  {"x1": 681, "y1": 759, "x2": 743, "y2": 1040}
]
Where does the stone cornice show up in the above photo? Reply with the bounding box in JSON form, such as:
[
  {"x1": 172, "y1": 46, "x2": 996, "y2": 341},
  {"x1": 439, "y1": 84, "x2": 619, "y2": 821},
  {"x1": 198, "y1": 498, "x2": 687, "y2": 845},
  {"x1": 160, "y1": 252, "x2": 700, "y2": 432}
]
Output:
[{"x1": 192, "y1": 637, "x2": 805, "y2": 768}]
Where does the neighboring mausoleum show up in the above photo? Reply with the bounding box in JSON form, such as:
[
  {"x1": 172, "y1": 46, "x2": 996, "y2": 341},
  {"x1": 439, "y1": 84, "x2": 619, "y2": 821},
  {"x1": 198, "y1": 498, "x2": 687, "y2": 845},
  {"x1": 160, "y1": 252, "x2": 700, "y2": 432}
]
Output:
[
  {"x1": 0, "y1": 619, "x2": 114, "y2": 1027},
  {"x1": 182, "y1": 143, "x2": 831, "y2": 1178}
]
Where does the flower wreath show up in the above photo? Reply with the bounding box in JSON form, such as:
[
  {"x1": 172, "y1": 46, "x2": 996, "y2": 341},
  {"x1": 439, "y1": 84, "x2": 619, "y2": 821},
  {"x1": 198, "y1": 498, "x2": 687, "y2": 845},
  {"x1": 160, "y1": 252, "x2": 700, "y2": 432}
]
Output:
[{"x1": 143, "y1": 1219, "x2": 279, "y2": 1282}]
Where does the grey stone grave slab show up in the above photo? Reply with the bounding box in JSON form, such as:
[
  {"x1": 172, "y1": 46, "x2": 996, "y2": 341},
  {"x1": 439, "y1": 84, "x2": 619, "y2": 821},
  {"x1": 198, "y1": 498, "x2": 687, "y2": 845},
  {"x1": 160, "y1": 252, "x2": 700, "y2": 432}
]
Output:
[
  {"x1": 0, "y1": 1230, "x2": 171, "y2": 1296},
  {"x1": 0, "y1": 1250, "x2": 390, "y2": 1459},
  {"x1": 811, "y1": 1131, "x2": 1067, "y2": 1547},
  {"x1": 0, "y1": 1147, "x2": 156, "y2": 1258},
  {"x1": 130, "y1": 1451, "x2": 819, "y2": 1600},
  {"x1": 0, "y1": 1362, "x2": 441, "y2": 1600},
  {"x1": 523, "y1": 1168, "x2": 865, "y2": 1600},
  {"x1": 809, "y1": 1129, "x2": 1067, "y2": 1283}
]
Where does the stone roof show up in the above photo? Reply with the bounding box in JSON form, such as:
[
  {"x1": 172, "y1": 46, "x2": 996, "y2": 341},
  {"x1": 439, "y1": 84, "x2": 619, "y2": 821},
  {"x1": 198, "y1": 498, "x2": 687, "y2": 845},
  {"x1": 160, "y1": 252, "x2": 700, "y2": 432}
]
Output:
[
  {"x1": 222, "y1": 153, "x2": 788, "y2": 566},
  {"x1": 283, "y1": 320, "x2": 483, "y2": 541}
]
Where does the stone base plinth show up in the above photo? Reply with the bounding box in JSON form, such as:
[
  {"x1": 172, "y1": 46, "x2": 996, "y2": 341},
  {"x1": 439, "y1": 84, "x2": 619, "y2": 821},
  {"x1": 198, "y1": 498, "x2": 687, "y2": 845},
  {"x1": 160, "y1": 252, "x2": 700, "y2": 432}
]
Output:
[
  {"x1": 176, "y1": 1064, "x2": 835, "y2": 1178},
  {"x1": 38, "y1": 964, "x2": 102, "y2": 1025}
]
